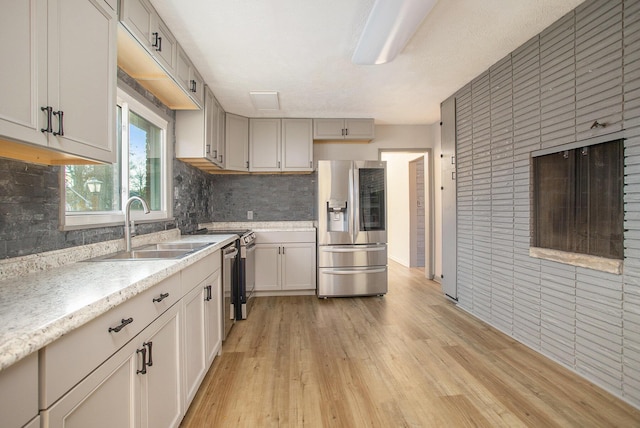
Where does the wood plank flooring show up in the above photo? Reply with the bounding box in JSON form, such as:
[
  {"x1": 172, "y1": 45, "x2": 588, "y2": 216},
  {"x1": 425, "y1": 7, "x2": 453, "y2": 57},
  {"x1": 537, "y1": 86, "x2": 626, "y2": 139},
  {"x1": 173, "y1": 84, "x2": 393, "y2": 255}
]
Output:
[{"x1": 181, "y1": 261, "x2": 640, "y2": 427}]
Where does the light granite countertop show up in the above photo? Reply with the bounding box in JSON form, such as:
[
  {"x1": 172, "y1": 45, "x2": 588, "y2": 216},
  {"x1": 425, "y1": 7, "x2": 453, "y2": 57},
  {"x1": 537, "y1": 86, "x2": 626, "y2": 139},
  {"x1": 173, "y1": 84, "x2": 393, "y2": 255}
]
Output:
[
  {"x1": 199, "y1": 221, "x2": 316, "y2": 232},
  {"x1": 0, "y1": 232, "x2": 238, "y2": 372}
]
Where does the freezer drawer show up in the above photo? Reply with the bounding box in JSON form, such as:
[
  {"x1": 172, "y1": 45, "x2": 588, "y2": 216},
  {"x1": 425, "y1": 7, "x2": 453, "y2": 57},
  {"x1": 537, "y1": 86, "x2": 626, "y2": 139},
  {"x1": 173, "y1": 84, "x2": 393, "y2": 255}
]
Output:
[
  {"x1": 317, "y1": 266, "x2": 387, "y2": 297},
  {"x1": 318, "y1": 244, "x2": 387, "y2": 268}
]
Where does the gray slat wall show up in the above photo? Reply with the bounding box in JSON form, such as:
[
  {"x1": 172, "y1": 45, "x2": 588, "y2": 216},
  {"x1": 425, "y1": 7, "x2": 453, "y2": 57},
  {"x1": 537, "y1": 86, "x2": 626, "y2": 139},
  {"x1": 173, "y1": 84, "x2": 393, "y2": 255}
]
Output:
[{"x1": 447, "y1": 0, "x2": 640, "y2": 408}]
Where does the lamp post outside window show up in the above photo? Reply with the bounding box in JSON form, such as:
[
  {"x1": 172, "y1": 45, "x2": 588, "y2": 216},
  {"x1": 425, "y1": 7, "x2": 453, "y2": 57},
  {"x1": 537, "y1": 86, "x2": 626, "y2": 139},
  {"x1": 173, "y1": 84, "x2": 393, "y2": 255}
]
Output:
[{"x1": 85, "y1": 178, "x2": 103, "y2": 210}]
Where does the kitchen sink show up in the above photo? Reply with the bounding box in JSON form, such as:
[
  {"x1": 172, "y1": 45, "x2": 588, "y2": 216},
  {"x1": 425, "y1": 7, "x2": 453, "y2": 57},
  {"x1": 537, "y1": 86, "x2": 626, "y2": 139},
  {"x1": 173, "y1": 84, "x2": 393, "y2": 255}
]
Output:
[
  {"x1": 86, "y1": 242, "x2": 216, "y2": 261},
  {"x1": 136, "y1": 242, "x2": 216, "y2": 251}
]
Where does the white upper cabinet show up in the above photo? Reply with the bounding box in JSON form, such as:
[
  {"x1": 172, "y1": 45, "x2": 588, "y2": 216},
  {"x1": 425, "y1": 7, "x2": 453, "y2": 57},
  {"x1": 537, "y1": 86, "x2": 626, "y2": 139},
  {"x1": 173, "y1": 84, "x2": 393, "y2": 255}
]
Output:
[
  {"x1": 225, "y1": 113, "x2": 249, "y2": 172},
  {"x1": 249, "y1": 118, "x2": 281, "y2": 172},
  {"x1": 119, "y1": 0, "x2": 202, "y2": 109},
  {"x1": 150, "y1": 15, "x2": 177, "y2": 74},
  {"x1": 0, "y1": 0, "x2": 117, "y2": 164},
  {"x1": 313, "y1": 118, "x2": 375, "y2": 140},
  {"x1": 249, "y1": 118, "x2": 313, "y2": 172},
  {"x1": 120, "y1": 0, "x2": 154, "y2": 51},
  {"x1": 216, "y1": 102, "x2": 226, "y2": 166},
  {"x1": 282, "y1": 119, "x2": 313, "y2": 171},
  {"x1": 176, "y1": 45, "x2": 204, "y2": 108},
  {"x1": 176, "y1": 86, "x2": 223, "y2": 166},
  {"x1": 120, "y1": 0, "x2": 177, "y2": 73},
  {"x1": 47, "y1": 0, "x2": 117, "y2": 163}
]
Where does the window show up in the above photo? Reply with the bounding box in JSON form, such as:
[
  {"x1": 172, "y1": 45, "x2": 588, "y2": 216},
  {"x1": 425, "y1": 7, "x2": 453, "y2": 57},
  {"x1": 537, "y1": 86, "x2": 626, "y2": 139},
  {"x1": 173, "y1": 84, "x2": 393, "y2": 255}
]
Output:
[
  {"x1": 64, "y1": 88, "x2": 170, "y2": 227},
  {"x1": 532, "y1": 139, "x2": 623, "y2": 260}
]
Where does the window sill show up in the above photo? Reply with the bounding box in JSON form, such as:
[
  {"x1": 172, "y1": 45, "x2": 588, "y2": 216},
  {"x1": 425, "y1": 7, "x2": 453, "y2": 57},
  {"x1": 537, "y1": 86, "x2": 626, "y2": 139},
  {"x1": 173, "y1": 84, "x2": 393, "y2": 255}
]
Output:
[
  {"x1": 62, "y1": 214, "x2": 173, "y2": 230},
  {"x1": 529, "y1": 247, "x2": 622, "y2": 275}
]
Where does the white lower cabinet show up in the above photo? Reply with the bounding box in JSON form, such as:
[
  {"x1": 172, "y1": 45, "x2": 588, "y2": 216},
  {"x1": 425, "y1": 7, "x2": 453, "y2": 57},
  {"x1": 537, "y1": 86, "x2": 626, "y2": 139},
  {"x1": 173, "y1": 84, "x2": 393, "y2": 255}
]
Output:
[
  {"x1": 0, "y1": 351, "x2": 38, "y2": 428},
  {"x1": 181, "y1": 252, "x2": 222, "y2": 409},
  {"x1": 42, "y1": 303, "x2": 181, "y2": 428},
  {"x1": 140, "y1": 305, "x2": 182, "y2": 428},
  {"x1": 36, "y1": 249, "x2": 223, "y2": 428},
  {"x1": 255, "y1": 231, "x2": 316, "y2": 293},
  {"x1": 182, "y1": 283, "x2": 206, "y2": 408}
]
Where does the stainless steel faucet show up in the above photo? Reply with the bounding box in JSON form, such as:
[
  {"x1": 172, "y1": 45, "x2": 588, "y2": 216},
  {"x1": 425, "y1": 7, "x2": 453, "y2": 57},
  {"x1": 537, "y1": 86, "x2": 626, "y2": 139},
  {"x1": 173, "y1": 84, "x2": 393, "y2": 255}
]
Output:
[{"x1": 124, "y1": 196, "x2": 150, "y2": 252}]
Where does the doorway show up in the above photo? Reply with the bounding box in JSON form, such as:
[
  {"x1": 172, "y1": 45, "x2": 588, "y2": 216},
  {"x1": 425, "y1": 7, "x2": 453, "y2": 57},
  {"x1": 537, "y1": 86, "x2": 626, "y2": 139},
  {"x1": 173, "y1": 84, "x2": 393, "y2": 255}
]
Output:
[{"x1": 380, "y1": 150, "x2": 434, "y2": 279}]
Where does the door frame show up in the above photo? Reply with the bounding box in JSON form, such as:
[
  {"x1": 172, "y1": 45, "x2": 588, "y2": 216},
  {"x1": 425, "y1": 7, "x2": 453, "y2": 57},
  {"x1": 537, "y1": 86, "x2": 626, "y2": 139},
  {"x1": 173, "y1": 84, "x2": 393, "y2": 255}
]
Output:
[{"x1": 379, "y1": 148, "x2": 434, "y2": 279}]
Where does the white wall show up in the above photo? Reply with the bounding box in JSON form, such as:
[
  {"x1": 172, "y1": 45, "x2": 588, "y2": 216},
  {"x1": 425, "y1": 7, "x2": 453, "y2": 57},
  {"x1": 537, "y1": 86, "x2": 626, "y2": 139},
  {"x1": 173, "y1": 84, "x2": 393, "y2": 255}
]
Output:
[{"x1": 314, "y1": 124, "x2": 442, "y2": 276}]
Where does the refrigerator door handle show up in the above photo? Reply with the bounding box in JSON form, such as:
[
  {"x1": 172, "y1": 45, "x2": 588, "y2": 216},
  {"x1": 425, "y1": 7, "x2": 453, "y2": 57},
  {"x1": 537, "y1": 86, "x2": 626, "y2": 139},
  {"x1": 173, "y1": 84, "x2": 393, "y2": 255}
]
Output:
[
  {"x1": 323, "y1": 268, "x2": 387, "y2": 275},
  {"x1": 320, "y1": 246, "x2": 385, "y2": 253},
  {"x1": 351, "y1": 163, "x2": 359, "y2": 243}
]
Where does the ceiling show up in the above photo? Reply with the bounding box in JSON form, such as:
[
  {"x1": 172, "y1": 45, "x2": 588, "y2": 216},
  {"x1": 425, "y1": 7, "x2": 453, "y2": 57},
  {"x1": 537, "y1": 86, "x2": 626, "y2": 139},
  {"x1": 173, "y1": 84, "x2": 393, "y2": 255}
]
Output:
[{"x1": 149, "y1": 0, "x2": 585, "y2": 125}]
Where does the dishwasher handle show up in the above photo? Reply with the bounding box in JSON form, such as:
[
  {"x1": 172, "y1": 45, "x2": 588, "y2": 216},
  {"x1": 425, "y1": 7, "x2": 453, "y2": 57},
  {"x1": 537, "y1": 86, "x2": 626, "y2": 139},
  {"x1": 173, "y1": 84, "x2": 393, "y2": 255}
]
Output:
[{"x1": 223, "y1": 246, "x2": 238, "y2": 259}]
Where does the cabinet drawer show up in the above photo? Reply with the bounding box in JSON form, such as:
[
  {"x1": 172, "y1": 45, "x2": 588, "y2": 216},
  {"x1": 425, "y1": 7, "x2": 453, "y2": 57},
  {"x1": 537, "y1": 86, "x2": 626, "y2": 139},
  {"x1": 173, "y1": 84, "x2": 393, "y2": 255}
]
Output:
[
  {"x1": 40, "y1": 273, "x2": 180, "y2": 408},
  {"x1": 255, "y1": 230, "x2": 316, "y2": 244},
  {"x1": 0, "y1": 352, "x2": 38, "y2": 428},
  {"x1": 181, "y1": 251, "x2": 220, "y2": 295}
]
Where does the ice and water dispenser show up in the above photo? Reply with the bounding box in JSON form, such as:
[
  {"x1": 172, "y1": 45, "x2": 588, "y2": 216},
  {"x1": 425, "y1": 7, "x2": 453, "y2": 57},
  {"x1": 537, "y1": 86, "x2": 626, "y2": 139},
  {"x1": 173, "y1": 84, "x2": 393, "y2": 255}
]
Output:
[{"x1": 327, "y1": 199, "x2": 348, "y2": 232}]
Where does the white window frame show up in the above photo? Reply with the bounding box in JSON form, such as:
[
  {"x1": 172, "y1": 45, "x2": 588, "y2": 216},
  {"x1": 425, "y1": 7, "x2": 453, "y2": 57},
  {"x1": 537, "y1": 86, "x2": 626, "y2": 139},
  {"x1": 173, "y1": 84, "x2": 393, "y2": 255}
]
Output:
[{"x1": 63, "y1": 87, "x2": 171, "y2": 228}]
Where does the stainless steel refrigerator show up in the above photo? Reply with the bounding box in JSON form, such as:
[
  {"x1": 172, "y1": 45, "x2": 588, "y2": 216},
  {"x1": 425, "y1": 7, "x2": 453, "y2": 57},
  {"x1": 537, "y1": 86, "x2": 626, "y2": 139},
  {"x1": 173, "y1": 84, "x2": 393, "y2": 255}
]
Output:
[{"x1": 317, "y1": 160, "x2": 388, "y2": 297}]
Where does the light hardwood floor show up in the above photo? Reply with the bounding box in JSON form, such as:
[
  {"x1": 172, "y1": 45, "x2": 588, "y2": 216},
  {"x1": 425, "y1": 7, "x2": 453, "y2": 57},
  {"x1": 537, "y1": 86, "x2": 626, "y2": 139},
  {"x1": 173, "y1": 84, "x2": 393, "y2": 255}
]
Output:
[{"x1": 181, "y1": 261, "x2": 640, "y2": 427}]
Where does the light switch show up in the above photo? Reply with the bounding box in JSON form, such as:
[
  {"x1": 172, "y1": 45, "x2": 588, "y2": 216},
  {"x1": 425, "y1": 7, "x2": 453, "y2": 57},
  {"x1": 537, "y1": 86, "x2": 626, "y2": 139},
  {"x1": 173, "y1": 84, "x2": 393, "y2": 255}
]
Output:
[{"x1": 247, "y1": 210, "x2": 254, "y2": 220}]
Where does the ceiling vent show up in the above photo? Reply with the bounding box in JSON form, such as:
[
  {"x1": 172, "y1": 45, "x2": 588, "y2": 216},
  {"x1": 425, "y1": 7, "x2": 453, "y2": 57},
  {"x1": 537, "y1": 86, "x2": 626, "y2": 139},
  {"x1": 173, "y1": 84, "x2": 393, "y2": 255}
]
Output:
[{"x1": 249, "y1": 91, "x2": 280, "y2": 110}]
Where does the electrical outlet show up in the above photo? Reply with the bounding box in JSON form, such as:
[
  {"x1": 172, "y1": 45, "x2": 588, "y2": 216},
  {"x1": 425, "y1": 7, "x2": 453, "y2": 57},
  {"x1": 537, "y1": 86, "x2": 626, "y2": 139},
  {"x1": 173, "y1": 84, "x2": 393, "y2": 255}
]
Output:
[{"x1": 247, "y1": 210, "x2": 253, "y2": 220}]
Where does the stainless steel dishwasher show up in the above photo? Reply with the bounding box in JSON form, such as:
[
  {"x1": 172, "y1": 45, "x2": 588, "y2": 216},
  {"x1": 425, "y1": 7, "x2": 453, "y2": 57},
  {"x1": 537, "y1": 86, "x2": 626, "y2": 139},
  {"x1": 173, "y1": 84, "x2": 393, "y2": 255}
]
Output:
[{"x1": 222, "y1": 241, "x2": 238, "y2": 340}]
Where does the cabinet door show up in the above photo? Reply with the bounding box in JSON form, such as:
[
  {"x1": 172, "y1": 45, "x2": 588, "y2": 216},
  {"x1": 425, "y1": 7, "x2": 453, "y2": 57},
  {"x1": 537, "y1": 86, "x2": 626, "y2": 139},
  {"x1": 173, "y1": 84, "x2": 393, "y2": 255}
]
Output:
[
  {"x1": 0, "y1": 352, "x2": 38, "y2": 428},
  {"x1": 254, "y1": 244, "x2": 281, "y2": 291},
  {"x1": 344, "y1": 119, "x2": 375, "y2": 139},
  {"x1": 282, "y1": 243, "x2": 316, "y2": 291},
  {"x1": 182, "y1": 284, "x2": 206, "y2": 408},
  {"x1": 204, "y1": 87, "x2": 217, "y2": 162},
  {"x1": 47, "y1": 0, "x2": 117, "y2": 163},
  {"x1": 44, "y1": 344, "x2": 140, "y2": 428},
  {"x1": 282, "y1": 119, "x2": 313, "y2": 171},
  {"x1": 151, "y1": 16, "x2": 177, "y2": 75},
  {"x1": 189, "y1": 68, "x2": 205, "y2": 108},
  {"x1": 0, "y1": 0, "x2": 48, "y2": 147},
  {"x1": 175, "y1": 45, "x2": 191, "y2": 95},
  {"x1": 120, "y1": 0, "x2": 154, "y2": 52},
  {"x1": 249, "y1": 118, "x2": 281, "y2": 172},
  {"x1": 142, "y1": 305, "x2": 182, "y2": 428},
  {"x1": 215, "y1": 104, "x2": 226, "y2": 166},
  {"x1": 313, "y1": 119, "x2": 345, "y2": 139},
  {"x1": 204, "y1": 270, "x2": 222, "y2": 366},
  {"x1": 225, "y1": 113, "x2": 249, "y2": 171}
]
